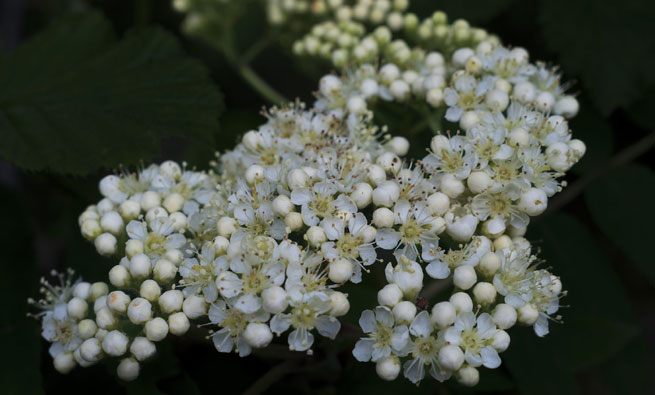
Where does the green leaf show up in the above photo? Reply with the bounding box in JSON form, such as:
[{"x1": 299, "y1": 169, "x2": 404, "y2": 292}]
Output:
[
  {"x1": 0, "y1": 11, "x2": 223, "y2": 175},
  {"x1": 538, "y1": 0, "x2": 655, "y2": 114},
  {"x1": 585, "y1": 164, "x2": 655, "y2": 286}
]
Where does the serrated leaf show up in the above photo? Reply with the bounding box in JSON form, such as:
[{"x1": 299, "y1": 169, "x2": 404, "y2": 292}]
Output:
[
  {"x1": 538, "y1": 0, "x2": 655, "y2": 114},
  {"x1": 585, "y1": 164, "x2": 655, "y2": 286},
  {"x1": 0, "y1": 11, "x2": 223, "y2": 175}
]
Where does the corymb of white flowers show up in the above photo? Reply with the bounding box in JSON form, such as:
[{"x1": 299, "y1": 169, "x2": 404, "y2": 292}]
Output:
[{"x1": 31, "y1": 0, "x2": 584, "y2": 387}]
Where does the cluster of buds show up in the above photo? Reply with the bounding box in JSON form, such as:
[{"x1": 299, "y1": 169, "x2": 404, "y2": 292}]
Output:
[{"x1": 30, "y1": 0, "x2": 584, "y2": 388}]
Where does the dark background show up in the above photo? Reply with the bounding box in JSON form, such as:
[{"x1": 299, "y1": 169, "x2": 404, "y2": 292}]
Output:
[{"x1": 0, "y1": 0, "x2": 653, "y2": 394}]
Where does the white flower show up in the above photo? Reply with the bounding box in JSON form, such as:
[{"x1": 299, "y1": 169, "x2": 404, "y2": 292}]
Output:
[
  {"x1": 403, "y1": 311, "x2": 451, "y2": 383},
  {"x1": 208, "y1": 300, "x2": 270, "y2": 357},
  {"x1": 444, "y1": 74, "x2": 489, "y2": 122},
  {"x1": 444, "y1": 312, "x2": 501, "y2": 369},
  {"x1": 179, "y1": 242, "x2": 228, "y2": 302},
  {"x1": 126, "y1": 218, "x2": 186, "y2": 259},
  {"x1": 353, "y1": 307, "x2": 410, "y2": 362}
]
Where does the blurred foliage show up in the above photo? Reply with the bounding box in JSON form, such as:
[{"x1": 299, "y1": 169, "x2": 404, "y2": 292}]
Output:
[{"x1": 0, "y1": 0, "x2": 653, "y2": 394}]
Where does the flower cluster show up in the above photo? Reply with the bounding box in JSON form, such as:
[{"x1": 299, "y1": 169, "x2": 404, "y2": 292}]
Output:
[{"x1": 30, "y1": 0, "x2": 584, "y2": 388}]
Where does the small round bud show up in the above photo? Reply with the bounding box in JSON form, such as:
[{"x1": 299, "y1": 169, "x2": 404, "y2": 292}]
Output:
[
  {"x1": 453, "y1": 265, "x2": 477, "y2": 290},
  {"x1": 518, "y1": 188, "x2": 548, "y2": 216},
  {"x1": 492, "y1": 304, "x2": 517, "y2": 330},
  {"x1": 494, "y1": 235, "x2": 513, "y2": 251},
  {"x1": 492, "y1": 330, "x2": 511, "y2": 353},
  {"x1": 508, "y1": 127, "x2": 530, "y2": 147},
  {"x1": 213, "y1": 236, "x2": 229, "y2": 254},
  {"x1": 360, "y1": 225, "x2": 377, "y2": 243},
  {"x1": 452, "y1": 47, "x2": 474, "y2": 68},
  {"x1": 376, "y1": 152, "x2": 402, "y2": 174},
  {"x1": 306, "y1": 226, "x2": 327, "y2": 246},
  {"x1": 78, "y1": 319, "x2": 98, "y2": 339},
  {"x1": 372, "y1": 207, "x2": 394, "y2": 228},
  {"x1": 513, "y1": 81, "x2": 536, "y2": 102},
  {"x1": 262, "y1": 286, "x2": 288, "y2": 314},
  {"x1": 568, "y1": 139, "x2": 586, "y2": 159},
  {"x1": 439, "y1": 345, "x2": 465, "y2": 371},
  {"x1": 329, "y1": 291, "x2": 350, "y2": 317},
  {"x1": 159, "y1": 290, "x2": 183, "y2": 314},
  {"x1": 376, "y1": 356, "x2": 401, "y2": 381},
  {"x1": 243, "y1": 323, "x2": 273, "y2": 348},
  {"x1": 351, "y1": 183, "x2": 373, "y2": 209},
  {"x1": 73, "y1": 348, "x2": 94, "y2": 367},
  {"x1": 127, "y1": 298, "x2": 152, "y2": 325},
  {"x1": 285, "y1": 212, "x2": 303, "y2": 231},
  {"x1": 96, "y1": 307, "x2": 117, "y2": 330},
  {"x1": 388, "y1": 136, "x2": 409, "y2": 156},
  {"x1": 140, "y1": 191, "x2": 161, "y2": 212},
  {"x1": 367, "y1": 164, "x2": 386, "y2": 185},
  {"x1": 130, "y1": 337, "x2": 156, "y2": 361},
  {"x1": 81, "y1": 219, "x2": 102, "y2": 240},
  {"x1": 380, "y1": 63, "x2": 400, "y2": 83},
  {"x1": 95, "y1": 233, "x2": 117, "y2": 256},
  {"x1": 168, "y1": 312, "x2": 190, "y2": 336},
  {"x1": 472, "y1": 282, "x2": 497, "y2": 304},
  {"x1": 139, "y1": 280, "x2": 161, "y2": 302},
  {"x1": 287, "y1": 168, "x2": 309, "y2": 190},
  {"x1": 431, "y1": 301, "x2": 456, "y2": 328},
  {"x1": 390, "y1": 80, "x2": 410, "y2": 100},
  {"x1": 145, "y1": 206, "x2": 168, "y2": 223},
  {"x1": 430, "y1": 217, "x2": 447, "y2": 234},
  {"x1": 242, "y1": 130, "x2": 262, "y2": 151},
  {"x1": 272, "y1": 195, "x2": 294, "y2": 217},
  {"x1": 392, "y1": 301, "x2": 416, "y2": 323},
  {"x1": 100, "y1": 211, "x2": 124, "y2": 235},
  {"x1": 486, "y1": 89, "x2": 509, "y2": 111},
  {"x1": 328, "y1": 258, "x2": 354, "y2": 283},
  {"x1": 102, "y1": 330, "x2": 129, "y2": 356},
  {"x1": 466, "y1": 171, "x2": 492, "y2": 194},
  {"x1": 460, "y1": 111, "x2": 480, "y2": 131},
  {"x1": 117, "y1": 358, "x2": 140, "y2": 381},
  {"x1": 93, "y1": 296, "x2": 107, "y2": 313},
  {"x1": 164, "y1": 249, "x2": 183, "y2": 265},
  {"x1": 129, "y1": 253, "x2": 152, "y2": 279},
  {"x1": 450, "y1": 292, "x2": 473, "y2": 313},
  {"x1": 145, "y1": 317, "x2": 169, "y2": 341},
  {"x1": 517, "y1": 304, "x2": 539, "y2": 325},
  {"x1": 456, "y1": 365, "x2": 480, "y2": 387},
  {"x1": 546, "y1": 142, "x2": 571, "y2": 172},
  {"x1": 53, "y1": 352, "x2": 76, "y2": 374},
  {"x1": 427, "y1": 192, "x2": 449, "y2": 216},
  {"x1": 426, "y1": 88, "x2": 444, "y2": 107},
  {"x1": 183, "y1": 295, "x2": 207, "y2": 319},
  {"x1": 554, "y1": 95, "x2": 579, "y2": 118},
  {"x1": 67, "y1": 297, "x2": 88, "y2": 321},
  {"x1": 153, "y1": 259, "x2": 177, "y2": 284},
  {"x1": 535, "y1": 91, "x2": 555, "y2": 112},
  {"x1": 97, "y1": 198, "x2": 114, "y2": 215},
  {"x1": 347, "y1": 96, "x2": 367, "y2": 114},
  {"x1": 159, "y1": 160, "x2": 181, "y2": 179},
  {"x1": 372, "y1": 181, "x2": 400, "y2": 207},
  {"x1": 120, "y1": 200, "x2": 141, "y2": 221},
  {"x1": 162, "y1": 192, "x2": 185, "y2": 213},
  {"x1": 319, "y1": 75, "x2": 342, "y2": 96},
  {"x1": 80, "y1": 338, "x2": 103, "y2": 363},
  {"x1": 108, "y1": 265, "x2": 130, "y2": 288},
  {"x1": 430, "y1": 135, "x2": 451, "y2": 153},
  {"x1": 125, "y1": 239, "x2": 144, "y2": 258},
  {"x1": 216, "y1": 217, "x2": 237, "y2": 237},
  {"x1": 89, "y1": 282, "x2": 109, "y2": 301},
  {"x1": 377, "y1": 283, "x2": 403, "y2": 307},
  {"x1": 479, "y1": 252, "x2": 501, "y2": 276},
  {"x1": 440, "y1": 174, "x2": 465, "y2": 198},
  {"x1": 107, "y1": 291, "x2": 131, "y2": 314}
]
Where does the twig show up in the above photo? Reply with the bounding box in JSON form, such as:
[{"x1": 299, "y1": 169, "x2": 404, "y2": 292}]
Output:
[{"x1": 543, "y1": 132, "x2": 654, "y2": 215}]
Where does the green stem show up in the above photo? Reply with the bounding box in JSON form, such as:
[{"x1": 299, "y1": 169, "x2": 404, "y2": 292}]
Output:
[{"x1": 235, "y1": 62, "x2": 288, "y2": 105}]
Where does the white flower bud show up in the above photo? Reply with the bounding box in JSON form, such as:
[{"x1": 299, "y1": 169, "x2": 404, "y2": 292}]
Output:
[
  {"x1": 508, "y1": 127, "x2": 530, "y2": 147},
  {"x1": 449, "y1": 292, "x2": 473, "y2": 313},
  {"x1": 567, "y1": 139, "x2": 586, "y2": 159},
  {"x1": 446, "y1": 214, "x2": 479, "y2": 242},
  {"x1": 244, "y1": 323, "x2": 273, "y2": 348},
  {"x1": 482, "y1": 217, "x2": 506, "y2": 238},
  {"x1": 80, "y1": 338, "x2": 103, "y2": 363},
  {"x1": 376, "y1": 356, "x2": 401, "y2": 381},
  {"x1": 390, "y1": 80, "x2": 409, "y2": 100},
  {"x1": 107, "y1": 291, "x2": 131, "y2": 314},
  {"x1": 272, "y1": 195, "x2": 293, "y2": 217},
  {"x1": 329, "y1": 291, "x2": 350, "y2": 317},
  {"x1": 120, "y1": 200, "x2": 141, "y2": 221},
  {"x1": 429, "y1": 217, "x2": 446, "y2": 235},
  {"x1": 305, "y1": 226, "x2": 327, "y2": 246},
  {"x1": 456, "y1": 365, "x2": 480, "y2": 387},
  {"x1": 145, "y1": 206, "x2": 168, "y2": 223},
  {"x1": 486, "y1": 89, "x2": 509, "y2": 111},
  {"x1": 466, "y1": 171, "x2": 492, "y2": 194},
  {"x1": 440, "y1": 174, "x2": 465, "y2": 198},
  {"x1": 53, "y1": 352, "x2": 76, "y2": 374},
  {"x1": 492, "y1": 304, "x2": 517, "y2": 330},
  {"x1": 372, "y1": 181, "x2": 400, "y2": 207},
  {"x1": 140, "y1": 191, "x2": 161, "y2": 212},
  {"x1": 242, "y1": 130, "x2": 262, "y2": 151},
  {"x1": 426, "y1": 192, "x2": 449, "y2": 216},
  {"x1": 159, "y1": 160, "x2": 181, "y2": 179},
  {"x1": 546, "y1": 142, "x2": 571, "y2": 172},
  {"x1": 117, "y1": 358, "x2": 140, "y2": 381},
  {"x1": 66, "y1": 297, "x2": 88, "y2": 321},
  {"x1": 361, "y1": 225, "x2": 377, "y2": 243},
  {"x1": 472, "y1": 282, "x2": 496, "y2": 304},
  {"x1": 261, "y1": 286, "x2": 288, "y2": 314},
  {"x1": 346, "y1": 96, "x2": 367, "y2": 115},
  {"x1": 168, "y1": 312, "x2": 190, "y2": 336},
  {"x1": 97, "y1": 198, "x2": 114, "y2": 215},
  {"x1": 287, "y1": 168, "x2": 309, "y2": 190},
  {"x1": 130, "y1": 337, "x2": 156, "y2": 361},
  {"x1": 478, "y1": 252, "x2": 501, "y2": 276},
  {"x1": 102, "y1": 330, "x2": 129, "y2": 356},
  {"x1": 439, "y1": 344, "x2": 465, "y2": 371},
  {"x1": 380, "y1": 63, "x2": 400, "y2": 83},
  {"x1": 212, "y1": 236, "x2": 229, "y2": 254},
  {"x1": 159, "y1": 290, "x2": 183, "y2": 314},
  {"x1": 93, "y1": 296, "x2": 107, "y2": 314},
  {"x1": 535, "y1": 91, "x2": 555, "y2": 112},
  {"x1": 388, "y1": 136, "x2": 409, "y2": 156},
  {"x1": 492, "y1": 329, "x2": 511, "y2": 352},
  {"x1": 507, "y1": 225, "x2": 528, "y2": 238},
  {"x1": 517, "y1": 303, "x2": 539, "y2": 325},
  {"x1": 164, "y1": 249, "x2": 183, "y2": 265},
  {"x1": 453, "y1": 265, "x2": 477, "y2": 290},
  {"x1": 513, "y1": 81, "x2": 536, "y2": 102},
  {"x1": 493, "y1": 235, "x2": 513, "y2": 251},
  {"x1": 465, "y1": 56, "x2": 482, "y2": 74},
  {"x1": 74, "y1": 348, "x2": 95, "y2": 367},
  {"x1": 95, "y1": 233, "x2": 117, "y2": 256},
  {"x1": 328, "y1": 258, "x2": 354, "y2": 283},
  {"x1": 392, "y1": 301, "x2": 416, "y2": 323},
  {"x1": 518, "y1": 187, "x2": 548, "y2": 216},
  {"x1": 169, "y1": 212, "x2": 187, "y2": 232},
  {"x1": 431, "y1": 301, "x2": 456, "y2": 328},
  {"x1": 162, "y1": 192, "x2": 185, "y2": 213},
  {"x1": 430, "y1": 135, "x2": 451, "y2": 153},
  {"x1": 153, "y1": 259, "x2": 177, "y2": 284},
  {"x1": 145, "y1": 317, "x2": 169, "y2": 341},
  {"x1": 377, "y1": 283, "x2": 403, "y2": 307},
  {"x1": 78, "y1": 319, "x2": 97, "y2": 340},
  {"x1": 495, "y1": 78, "x2": 512, "y2": 93},
  {"x1": 139, "y1": 279, "x2": 161, "y2": 302},
  {"x1": 100, "y1": 211, "x2": 123, "y2": 235},
  {"x1": 376, "y1": 152, "x2": 402, "y2": 174},
  {"x1": 125, "y1": 239, "x2": 144, "y2": 258},
  {"x1": 452, "y1": 47, "x2": 474, "y2": 68},
  {"x1": 554, "y1": 95, "x2": 579, "y2": 118},
  {"x1": 351, "y1": 182, "x2": 373, "y2": 209},
  {"x1": 372, "y1": 207, "x2": 394, "y2": 228},
  {"x1": 367, "y1": 164, "x2": 387, "y2": 185},
  {"x1": 216, "y1": 216, "x2": 237, "y2": 237},
  {"x1": 245, "y1": 165, "x2": 265, "y2": 185},
  {"x1": 94, "y1": 328, "x2": 108, "y2": 341},
  {"x1": 89, "y1": 282, "x2": 109, "y2": 302},
  {"x1": 460, "y1": 110, "x2": 480, "y2": 131},
  {"x1": 548, "y1": 275, "x2": 563, "y2": 296},
  {"x1": 127, "y1": 298, "x2": 152, "y2": 325},
  {"x1": 285, "y1": 212, "x2": 303, "y2": 231},
  {"x1": 129, "y1": 253, "x2": 152, "y2": 279},
  {"x1": 320, "y1": 75, "x2": 342, "y2": 96},
  {"x1": 182, "y1": 295, "x2": 207, "y2": 319},
  {"x1": 81, "y1": 219, "x2": 102, "y2": 240}
]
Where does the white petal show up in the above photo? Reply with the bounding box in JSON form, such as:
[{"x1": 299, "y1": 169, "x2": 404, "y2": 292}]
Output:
[
  {"x1": 234, "y1": 293, "x2": 261, "y2": 314},
  {"x1": 426, "y1": 260, "x2": 450, "y2": 279},
  {"x1": 359, "y1": 310, "x2": 376, "y2": 333},
  {"x1": 315, "y1": 315, "x2": 341, "y2": 339},
  {"x1": 409, "y1": 311, "x2": 432, "y2": 338},
  {"x1": 376, "y1": 229, "x2": 401, "y2": 250},
  {"x1": 352, "y1": 338, "x2": 375, "y2": 362},
  {"x1": 480, "y1": 346, "x2": 502, "y2": 369}
]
